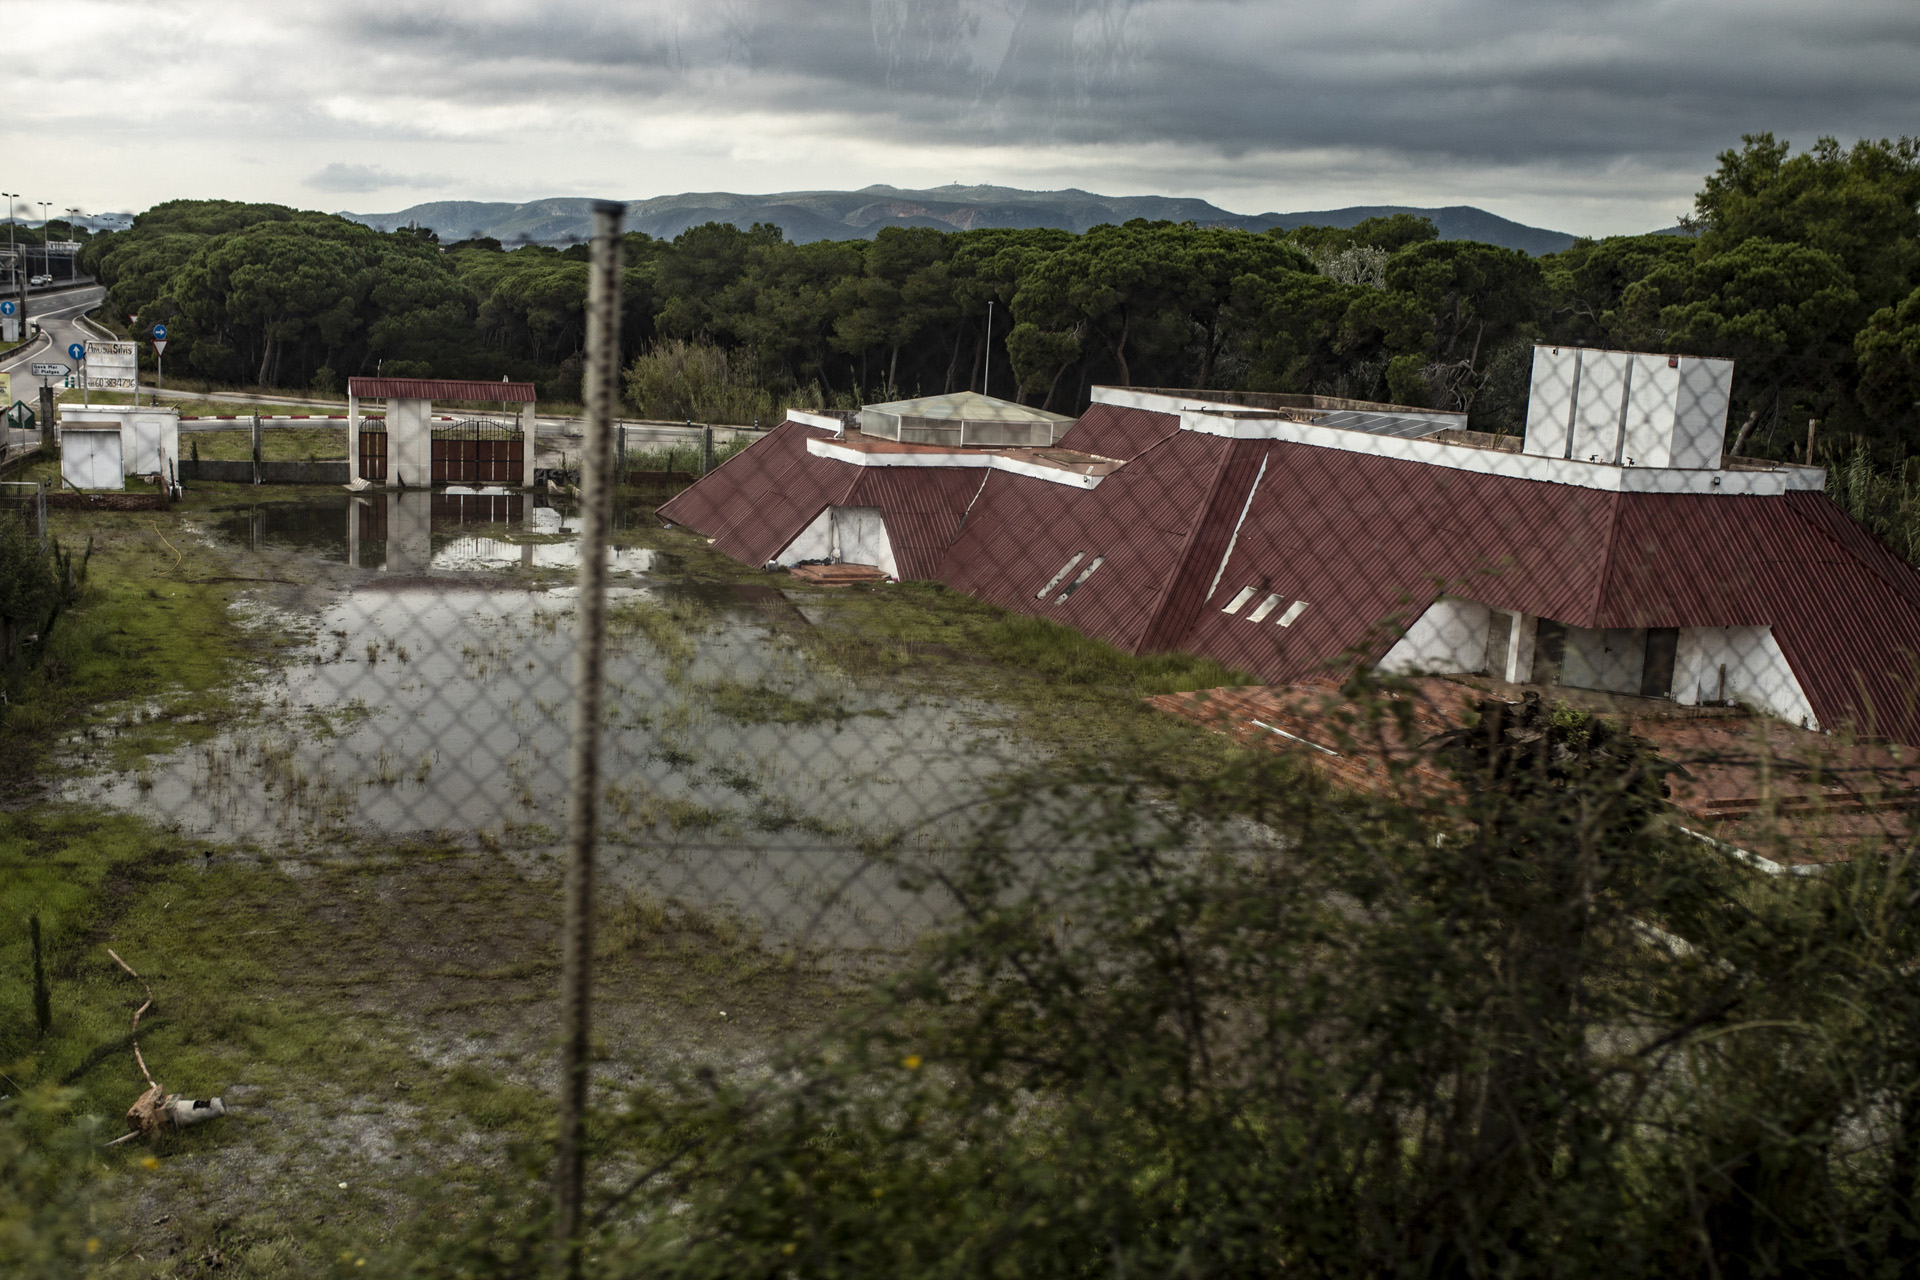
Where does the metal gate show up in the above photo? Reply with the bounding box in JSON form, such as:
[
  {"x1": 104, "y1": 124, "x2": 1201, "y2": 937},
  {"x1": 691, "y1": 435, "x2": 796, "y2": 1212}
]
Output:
[
  {"x1": 432, "y1": 418, "x2": 523, "y2": 485},
  {"x1": 359, "y1": 423, "x2": 388, "y2": 481}
]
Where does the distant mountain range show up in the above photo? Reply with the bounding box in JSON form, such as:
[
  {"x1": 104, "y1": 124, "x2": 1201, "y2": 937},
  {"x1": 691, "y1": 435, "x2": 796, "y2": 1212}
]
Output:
[{"x1": 339, "y1": 184, "x2": 1602, "y2": 256}]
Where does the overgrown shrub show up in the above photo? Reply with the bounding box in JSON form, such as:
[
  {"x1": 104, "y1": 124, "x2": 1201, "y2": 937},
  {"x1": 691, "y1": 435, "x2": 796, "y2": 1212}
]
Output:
[
  {"x1": 0, "y1": 520, "x2": 86, "y2": 669},
  {"x1": 1828, "y1": 446, "x2": 1920, "y2": 566}
]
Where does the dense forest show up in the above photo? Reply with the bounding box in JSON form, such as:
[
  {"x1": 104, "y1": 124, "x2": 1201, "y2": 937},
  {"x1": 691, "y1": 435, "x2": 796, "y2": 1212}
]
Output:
[{"x1": 80, "y1": 134, "x2": 1920, "y2": 461}]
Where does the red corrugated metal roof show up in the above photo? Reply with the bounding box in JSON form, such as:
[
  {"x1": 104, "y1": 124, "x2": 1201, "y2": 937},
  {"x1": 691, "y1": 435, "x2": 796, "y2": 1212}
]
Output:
[
  {"x1": 1176, "y1": 441, "x2": 1920, "y2": 742},
  {"x1": 846, "y1": 469, "x2": 982, "y2": 580},
  {"x1": 937, "y1": 430, "x2": 1241, "y2": 655},
  {"x1": 666, "y1": 402, "x2": 1920, "y2": 743},
  {"x1": 1055, "y1": 402, "x2": 1179, "y2": 461},
  {"x1": 348, "y1": 377, "x2": 537, "y2": 403},
  {"x1": 658, "y1": 420, "x2": 829, "y2": 558}
]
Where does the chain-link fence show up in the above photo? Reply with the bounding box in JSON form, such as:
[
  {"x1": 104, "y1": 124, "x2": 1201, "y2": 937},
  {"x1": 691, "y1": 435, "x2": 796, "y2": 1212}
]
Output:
[{"x1": 9, "y1": 234, "x2": 1920, "y2": 1278}]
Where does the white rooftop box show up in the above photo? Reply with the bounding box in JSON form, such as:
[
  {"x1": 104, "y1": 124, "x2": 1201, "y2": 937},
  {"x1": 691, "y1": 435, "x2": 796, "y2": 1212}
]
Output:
[{"x1": 1523, "y1": 346, "x2": 1734, "y2": 470}]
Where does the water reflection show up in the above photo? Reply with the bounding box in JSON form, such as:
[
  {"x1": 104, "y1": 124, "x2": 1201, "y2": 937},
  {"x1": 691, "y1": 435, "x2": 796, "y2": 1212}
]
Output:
[{"x1": 214, "y1": 488, "x2": 673, "y2": 575}]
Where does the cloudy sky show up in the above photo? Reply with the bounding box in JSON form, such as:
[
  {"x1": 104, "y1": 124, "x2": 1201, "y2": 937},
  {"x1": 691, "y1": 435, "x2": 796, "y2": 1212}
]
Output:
[{"x1": 13, "y1": 0, "x2": 1919, "y2": 237}]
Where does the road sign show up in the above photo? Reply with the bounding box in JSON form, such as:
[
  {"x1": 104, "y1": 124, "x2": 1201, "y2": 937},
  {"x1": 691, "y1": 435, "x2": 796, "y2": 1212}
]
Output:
[
  {"x1": 152, "y1": 340, "x2": 168, "y2": 357},
  {"x1": 0, "y1": 300, "x2": 14, "y2": 316},
  {"x1": 30, "y1": 363, "x2": 69, "y2": 377},
  {"x1": 83, "y1": 340, "x2": 137, "y2": 392},
  {"x1": 68, "y1": 343, "x2": 85, "y2": 361},
  {"x1": 152, "y1": 324, "x2": 168, "y2": 340}
]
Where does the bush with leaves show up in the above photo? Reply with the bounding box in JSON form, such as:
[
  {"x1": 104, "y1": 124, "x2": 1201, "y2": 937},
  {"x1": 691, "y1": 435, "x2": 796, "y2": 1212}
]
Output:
[{"x1": 414, "y1": 677, "x2": 1920, "y2": 1278}]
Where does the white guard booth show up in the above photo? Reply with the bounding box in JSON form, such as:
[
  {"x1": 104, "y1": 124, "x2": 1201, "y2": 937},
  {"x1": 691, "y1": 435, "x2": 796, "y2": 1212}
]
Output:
[{"x1": 58, "y1": 405, "x2": 181, "y2": 489}]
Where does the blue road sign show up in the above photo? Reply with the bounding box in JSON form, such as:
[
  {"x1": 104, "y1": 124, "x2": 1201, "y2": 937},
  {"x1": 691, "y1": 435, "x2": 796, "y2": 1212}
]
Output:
[
  {"x1": 68, "y1": 343, "x2": 85, "y2": 361},
  {"x1": 0, "y1": 300, "x2": 14, "y2": 316},
  {"x1": 152, "y1": 324, "x2": 168, "y2": 340}
]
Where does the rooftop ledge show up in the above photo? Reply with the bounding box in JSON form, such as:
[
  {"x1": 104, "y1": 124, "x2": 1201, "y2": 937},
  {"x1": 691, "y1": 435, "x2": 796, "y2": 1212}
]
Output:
[
  {"x1": 804, "y1": 428, "x2": 1122, "y2": 489},
  {"x1": 1094, "y1": 387, "x2": 1828, "y2": 497}
]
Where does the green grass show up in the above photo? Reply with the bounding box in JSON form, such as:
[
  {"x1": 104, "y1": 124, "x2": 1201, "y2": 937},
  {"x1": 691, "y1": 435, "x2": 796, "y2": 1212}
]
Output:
[
  {"x1": 0, "y1": 506, "x2": 264, "y2": 782},
  {"x1": 180, "y1": 426, "x2": 346, "y2": 463}
]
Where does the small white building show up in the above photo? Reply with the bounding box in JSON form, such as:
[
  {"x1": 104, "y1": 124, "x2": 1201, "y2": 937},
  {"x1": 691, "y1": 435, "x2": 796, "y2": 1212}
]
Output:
[{"x1": 58, "y1": 404, "x2": 181, "y2": 490}]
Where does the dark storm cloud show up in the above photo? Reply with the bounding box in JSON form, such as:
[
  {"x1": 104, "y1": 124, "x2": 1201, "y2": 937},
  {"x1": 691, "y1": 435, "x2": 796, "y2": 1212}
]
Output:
[{"x1": 325, "y1": 0, "x2": 1920, "y2": 172}]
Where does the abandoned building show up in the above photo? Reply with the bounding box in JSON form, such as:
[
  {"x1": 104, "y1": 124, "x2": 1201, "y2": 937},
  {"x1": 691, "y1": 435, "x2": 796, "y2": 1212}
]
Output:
[{"x1": 660, "y1": 355, "x2": 1920, "y2": 744}]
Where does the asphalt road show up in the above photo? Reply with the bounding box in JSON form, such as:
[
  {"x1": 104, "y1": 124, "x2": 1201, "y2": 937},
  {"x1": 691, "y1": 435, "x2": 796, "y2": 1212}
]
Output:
[{"x1": 1, "y1": 283, "x2": 108, "y2": 456}]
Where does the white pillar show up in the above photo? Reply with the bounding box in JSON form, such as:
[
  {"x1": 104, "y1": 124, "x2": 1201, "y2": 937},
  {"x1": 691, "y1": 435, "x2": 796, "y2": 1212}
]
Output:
[
  {"x1": 520, "y1": 400, "x2": 537, "y2": 487},
  {"x1": 347, "y1": 393, "x2": 360, "y2": 483}
]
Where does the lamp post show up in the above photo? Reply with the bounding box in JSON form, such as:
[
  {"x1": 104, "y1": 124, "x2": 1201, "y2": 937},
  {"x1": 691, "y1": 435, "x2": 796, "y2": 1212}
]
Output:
[
  {"x1": 34, "y1": 203, "x2": 48, "y2": 283},
  {"x1": 2, "y1": 193, "x2": 16, "y2": 290}
]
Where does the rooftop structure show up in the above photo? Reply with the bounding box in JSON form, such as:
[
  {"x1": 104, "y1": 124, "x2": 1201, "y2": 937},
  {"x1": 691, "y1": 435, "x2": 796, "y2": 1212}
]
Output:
[
  {"x1": 857, "y1": 390, "x2": 1074, "y2": 448},
  {"x1": 660, "y1": 365, "x2": 1920, "y2": 744}
]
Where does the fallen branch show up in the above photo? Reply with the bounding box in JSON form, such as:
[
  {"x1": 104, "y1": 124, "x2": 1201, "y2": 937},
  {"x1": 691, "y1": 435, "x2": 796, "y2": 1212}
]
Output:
[
  {"x1": 102, "y1": 947, "x2": 226, "y2": 1146},
  {"x1": 106, "y1": 947, "x2": 156, "y2": 1089}
]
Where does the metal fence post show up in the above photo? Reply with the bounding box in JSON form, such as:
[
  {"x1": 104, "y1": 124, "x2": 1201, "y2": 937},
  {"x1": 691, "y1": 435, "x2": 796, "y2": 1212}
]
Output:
[
  {"x1": 702, "y1": 424, "x2": 713, "y2": 476},
  {"x1": 554, "y1": 198, "x2": 624, "y2": 1274},
  {"x1": 251, "y1": 415, "x2": 262, "y2": 485}
]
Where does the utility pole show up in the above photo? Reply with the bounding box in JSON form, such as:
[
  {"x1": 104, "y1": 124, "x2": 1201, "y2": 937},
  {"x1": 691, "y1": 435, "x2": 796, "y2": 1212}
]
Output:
[
  {"x1": 553, "y1": 199, "x2": 624, "y2": 1278},
  {"x1": 982, "y1": 300, "x2": 993, "y2": 396},
  {"x1": 3, "y1": 194, "x2": 23, "y2": 339}
]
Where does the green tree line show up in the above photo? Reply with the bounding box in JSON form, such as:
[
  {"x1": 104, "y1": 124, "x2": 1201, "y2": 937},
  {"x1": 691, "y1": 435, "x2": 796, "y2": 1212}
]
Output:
[{"x1": 82, "y1": 133, "x2": 1920, "y2": 458}]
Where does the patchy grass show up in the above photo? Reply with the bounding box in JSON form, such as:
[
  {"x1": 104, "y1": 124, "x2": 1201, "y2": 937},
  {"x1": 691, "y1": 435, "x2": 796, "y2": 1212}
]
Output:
[
  {"x1": 1, "y1": 812, "x2": 838, "y2": 1276},
  {"x1": 179, "y1": 427, "x2": 347, "y2": 463},
  {"x1": 0, "y1": 504, "x2": 269, "y2": 786},
  {"x1": 703, "y1": 678, "x2": 867, "y2": 726}
]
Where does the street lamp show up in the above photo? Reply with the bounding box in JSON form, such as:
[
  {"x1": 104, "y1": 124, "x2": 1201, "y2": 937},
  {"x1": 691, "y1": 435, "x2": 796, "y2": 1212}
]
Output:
[{"x1": 1, "y1": 194, "x2": 15, "y2": 286}]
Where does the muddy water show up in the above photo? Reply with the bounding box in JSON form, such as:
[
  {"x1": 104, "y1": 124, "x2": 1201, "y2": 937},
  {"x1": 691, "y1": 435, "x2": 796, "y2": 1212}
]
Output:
[{"x1": 74, "y1": 491, "x2": 1020, "y2": 951}]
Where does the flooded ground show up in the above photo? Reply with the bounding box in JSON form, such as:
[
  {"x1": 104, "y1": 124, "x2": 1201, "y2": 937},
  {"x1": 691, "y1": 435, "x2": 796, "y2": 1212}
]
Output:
[{"x1": 67, "y1": 488, "x2": 1024, "y2": 953}]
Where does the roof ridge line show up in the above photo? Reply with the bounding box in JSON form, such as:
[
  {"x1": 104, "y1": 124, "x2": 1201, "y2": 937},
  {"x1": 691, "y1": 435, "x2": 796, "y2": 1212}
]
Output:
[
  {"x1": 1588, "y1": 489, "x2": 1627, "y2": 627},
  {"x1": 1135, "y1": 438, "x2": 1254, "y2": 655}
]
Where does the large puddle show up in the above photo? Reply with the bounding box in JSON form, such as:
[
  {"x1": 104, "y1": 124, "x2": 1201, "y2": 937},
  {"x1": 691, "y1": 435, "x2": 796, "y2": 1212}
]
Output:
[{"x1": 68, "y1": 491, "x2": 1023, "y2": 951}]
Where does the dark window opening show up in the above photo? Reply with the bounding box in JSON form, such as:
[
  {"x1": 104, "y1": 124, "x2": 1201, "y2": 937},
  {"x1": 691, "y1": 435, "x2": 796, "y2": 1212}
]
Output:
[
  {"x1": 1640, "y1": 628, "x2": 1679, "y2": 698},
  {"x1": 1533, "y1": 619, "x2": 1568, "y2": 686}
]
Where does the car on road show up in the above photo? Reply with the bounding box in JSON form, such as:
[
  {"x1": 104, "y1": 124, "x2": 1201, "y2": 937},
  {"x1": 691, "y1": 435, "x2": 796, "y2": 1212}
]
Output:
[{"x1": 29, "y1": 274, "x2": 51, "y2": 286}]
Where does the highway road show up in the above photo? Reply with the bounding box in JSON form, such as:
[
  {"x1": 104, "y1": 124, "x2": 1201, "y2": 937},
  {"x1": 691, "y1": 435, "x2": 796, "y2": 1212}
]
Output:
[{"x1": 1, "y1": 284, "x2": 108, "y2": 456}]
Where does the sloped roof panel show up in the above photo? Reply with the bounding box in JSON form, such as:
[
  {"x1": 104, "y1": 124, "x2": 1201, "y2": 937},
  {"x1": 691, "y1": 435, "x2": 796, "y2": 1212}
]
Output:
[
  {"x1": 658, "y1": 419, "x2": 816, "y2": 539},
  {"x1": 1054, "y1": 403, "x2": 1179, "y2": 462},
  {"x1": 938, "y1": 430, "x2": 1236, "y2": 654},
  {"x1": 347, "y1": 377, "x2": 537, "y2": 403},
  {"x1": 846, "y1": 468, "x2": 984, "y2": 580}
]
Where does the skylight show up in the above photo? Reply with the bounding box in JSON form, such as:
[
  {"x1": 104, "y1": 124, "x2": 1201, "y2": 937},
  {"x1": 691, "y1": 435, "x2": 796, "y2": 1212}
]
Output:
[{"x1": 1036, "y1": 553, "x2": 1085, "y2": 600}]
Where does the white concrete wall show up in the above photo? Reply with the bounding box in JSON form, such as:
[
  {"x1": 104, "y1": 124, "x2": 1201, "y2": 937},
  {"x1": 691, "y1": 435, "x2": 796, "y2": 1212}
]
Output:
[
  {"x1": 1672, "y1": 626, "x2": 1818, "y2": 728},
  {"x1": 1672, "y1": 357, "x2": 1736, "y2": 469},
  {"x1": 831, "y1": 506, "x2": 898, "y2": 578},
  {"x1": 1569, "y1": 349, "x2": 1631, "y2": 463},
  {"x1": 1378, "y1": 597, "x2": 1493, "y2": 675},
  {"x1": 774, "y1": 508, "x2": 834, "y2": 566},
  {"x1": 1621, "y1": 353, "x2": 1680, "y2": 468},
  {"x1": 774, "y1": 505, "x2": 900, "y2": 578},
  {"x1": 1524, "y1": 347, "x2": 1576, "y2": 458},
  {"x1": 389, "y1": 398, "x2": 432, "y2": 487}
]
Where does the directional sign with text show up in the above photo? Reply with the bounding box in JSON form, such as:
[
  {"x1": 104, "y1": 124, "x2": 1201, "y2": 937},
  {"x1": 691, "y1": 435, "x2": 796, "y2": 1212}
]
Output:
[
  {"x1": 83, "y1": 341, "x2": 138, "y2": 392},
  {"x1": 30, "y1": 363, "x2": 70, "y2": 378}
]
